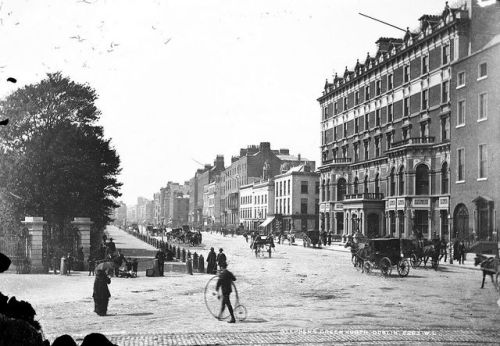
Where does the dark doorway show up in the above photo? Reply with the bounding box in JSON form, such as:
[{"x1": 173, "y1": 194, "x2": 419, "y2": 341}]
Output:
[{"x1": 367, "y1": 213, "x2": 380, "y2": 238}]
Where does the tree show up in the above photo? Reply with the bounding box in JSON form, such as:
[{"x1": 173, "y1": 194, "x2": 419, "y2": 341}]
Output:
[{"x1": 0, "y1": 73, "x2": 121, "y2": 252}]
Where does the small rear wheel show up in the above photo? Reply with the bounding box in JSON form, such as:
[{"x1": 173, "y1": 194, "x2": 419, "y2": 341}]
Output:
[
  {"x1": 234, "y1": 304, "x2": 247, "y2": 322},
  {"x1": 410, "y1": 254, "x2": 421, "y2": 268},
  {"x1": 363, "y1": 261, "x2": 372, "y2": 273},
  {"x1": 380, "y1": 257, "x2": 392, "y2": 277},
  {"x1": 397, "y1": 259, "x2": 410, "y2": 277}
]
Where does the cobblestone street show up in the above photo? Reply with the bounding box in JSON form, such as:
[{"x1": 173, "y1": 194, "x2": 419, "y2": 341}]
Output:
[{"x1": 2, "y1": 227, "x2": 499, "y2": 345}]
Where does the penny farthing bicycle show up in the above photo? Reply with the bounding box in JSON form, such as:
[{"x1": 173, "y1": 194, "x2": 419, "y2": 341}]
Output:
[{"x1": 204, "y1": 275, "x2": 247, "y2": 321}]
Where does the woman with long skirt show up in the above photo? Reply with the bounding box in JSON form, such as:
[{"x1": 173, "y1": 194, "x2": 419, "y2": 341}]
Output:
[{"x1": 93, "y1": 269, "x2": 111, "y2": 316}]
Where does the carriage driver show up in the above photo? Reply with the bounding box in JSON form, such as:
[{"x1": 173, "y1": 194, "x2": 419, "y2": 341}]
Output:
[{"x1": 216, "y1": 262, "x2": 236, "y2": 323}]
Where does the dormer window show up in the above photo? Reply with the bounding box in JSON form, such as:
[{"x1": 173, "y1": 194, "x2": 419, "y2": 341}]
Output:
[
  {"x1": 478, "y1": 62, "x2": 487, "y2": 79},
  {"x1": 365, "y1": 85, "x2": 370, "y2": 100}
]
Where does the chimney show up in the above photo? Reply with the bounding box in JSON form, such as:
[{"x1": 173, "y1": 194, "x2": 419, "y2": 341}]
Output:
[
  {"x1": 240, "y1": 148, "x2": 247, "y2": 157},
  {"x1": 259, "y1": 142, "x2": 271, "y2": 152},
  {"x1": 279, "y1": 149, "x2": 289, "y2": 155},
  {"x1": 214, "y1": 155, "x2": 225, "y2": 170},
  {"x1": 298, "y1": 154, "x2": 301, "y2": 162}
]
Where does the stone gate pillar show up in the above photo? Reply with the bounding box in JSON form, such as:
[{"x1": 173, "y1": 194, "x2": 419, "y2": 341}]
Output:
[
  {"x1": 71, "y1": 217, "x2": 93, "y2": 270},
  {"x1": 21, "y1": 217, "x2": 47, "y2": 274}
]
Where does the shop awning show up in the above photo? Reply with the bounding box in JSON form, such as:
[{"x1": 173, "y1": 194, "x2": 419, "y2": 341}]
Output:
[{"x1": 259, "y1": 216, "x2": 275, "y2": 228}]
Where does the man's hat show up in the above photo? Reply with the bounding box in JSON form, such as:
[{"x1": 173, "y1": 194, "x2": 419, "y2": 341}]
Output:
[
  {"x1": 109, "y1": 238, "x2": 113, "y2": 241},
  {"x1": 0, "y1": 252, "x2": 11, "y2": 273},
  {"x1": 210, "y1": 247, "x2": 214, "y2": 251},
  {"x1": 219, "y1": 248, "x2": 223, "y2": 252}
]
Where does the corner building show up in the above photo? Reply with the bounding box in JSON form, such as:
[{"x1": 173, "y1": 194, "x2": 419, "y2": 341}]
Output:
[{"x1": 317, "y1": 3, "x2": 469, "y2": 240}]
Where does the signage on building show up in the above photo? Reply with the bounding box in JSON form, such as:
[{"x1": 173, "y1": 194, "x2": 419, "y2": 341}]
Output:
[
  {"x1": 413, "y1": 198, "x2": 430, "y2": 208},
  {"x1": 325, "y1": 204, "x2": 330, "y2": 212},
  {"x1": 397, "y1": 198, "x2": 405, "y2": 209},
  {"x1": 334, "y1": 203, "x2": 343, "y2": 211},
  {"x1": 387, "y1": 199, "x2": 396, "y2": 210},
  {"x1": 320, "y1": 204, "x2": 325, "y2": 212},
  {"x1": 438, "y1": 197, "x2": 449, "y2": 209}
]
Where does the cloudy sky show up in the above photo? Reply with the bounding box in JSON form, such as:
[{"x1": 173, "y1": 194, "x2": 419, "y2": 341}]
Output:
[{"x1": 1, "y1": 0, "x2": 447, "y2": 205}]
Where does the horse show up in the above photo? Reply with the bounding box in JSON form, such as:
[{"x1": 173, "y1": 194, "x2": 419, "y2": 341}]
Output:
[
  {"x1": 344, "y1": 239, "x2": 359, "y2": 265},
  {"x1": 474, "y1": 254, "x2": 499, "y2": 290},
  {"x1": 422, "y1": 242, "x2": 441, "y2": 270}
]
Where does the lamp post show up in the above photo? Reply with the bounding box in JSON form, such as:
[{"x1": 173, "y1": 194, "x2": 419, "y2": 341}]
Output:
[{"x1": 448, "y1": 214, "x2": 453, "y2": 264}]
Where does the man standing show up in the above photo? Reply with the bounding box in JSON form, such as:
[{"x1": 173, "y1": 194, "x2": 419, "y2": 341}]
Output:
[
  {"x1": 93, "y1": 269, "x2": 111, "y2": 316},
  {"x1": 114, "y1": 250, "x2": 125, "y2": 276},
  {"x1": 155, "y1": 249, "x2": 166, "y2": 276},
  {"x1": 206, "y1": 247, "x2": 217, "y2": 274},
  {"x1": 216, "y1": 248, "x2": 227, "y2": 271},
  {"x1": 215, "y1": 262, "x2": 236, "y2": 323},
  {"x1": 66, "y1": 253, "x2": 73, "y2": 275}
]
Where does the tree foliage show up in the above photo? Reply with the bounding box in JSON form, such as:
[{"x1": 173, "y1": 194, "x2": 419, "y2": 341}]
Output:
[{"x1": 0, "y1": 73, "x2": 121, "y2": 244}]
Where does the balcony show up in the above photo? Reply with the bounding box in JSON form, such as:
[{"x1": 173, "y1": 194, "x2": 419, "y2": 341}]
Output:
[
  {"x1": 344, "y1": 192, "x2": 385, "y2": 200},
  {"x1": 389, "y1": 136, "x2": 435, "y2": 150},
  {"x1": 321, "y1": 157, "x2": 352, "y2": 165}
]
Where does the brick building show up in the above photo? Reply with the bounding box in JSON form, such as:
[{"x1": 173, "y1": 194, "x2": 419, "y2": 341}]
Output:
[
  {"x1": 317, "y1": 3, "x2": 472, "y2": 240},
  {"x1": 450, "y1": 0, "x2": 500, "y2": 242}
]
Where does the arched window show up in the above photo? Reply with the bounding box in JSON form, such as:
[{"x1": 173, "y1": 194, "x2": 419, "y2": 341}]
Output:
[
  {"x1": 399, "y1": 166, "x2": 405, "y2": 195},
  {"x1": 415, "y1": 164, "x2": 430, "y2": 195},
  {"x1": 374, "y1": 174, "x2": 380, "y2": 195},
  {"x1": 353, "y1": 177, "x2": 359, "y2": 194},
  {"x1": 441, "y1": 162, "x2": 449, "y2": 194},
  {"x1": 390, "y1": 167, "x2": 396, "y2": 196},
  {"x1": 364, "y1": 175, "x2": 369, "y2": 193},
  {"x1": 453, "y1": 204, "x2": 469, "y2": 240},
  {"x1": 337, "y1": 178, "x2": 346, "y2": 201}
]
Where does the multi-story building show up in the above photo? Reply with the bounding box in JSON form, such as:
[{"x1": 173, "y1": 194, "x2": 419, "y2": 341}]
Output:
[
  {"x1": 450, "y1": 0, "x2": 500, "y2": 242},
  {"x1": 274, "y1": 164, "x2": 320, "y2": 232},
  {"x1": 220, "y1": 142, "x2": 313, "y2": 230},
  {"x1": 239, "y1": 179, "x2": 275, "y2": 231},
  {"x1": 153, "y1": 192, "x2": 161, "y2": 226},
  {"x1": 318, "y1": 3, "x2": 469, "y2": 240},
  {"x1": 162, "y1": 181, "x2": 190, "y2": 226},
  {"x1": 197, "y1": 156, "x2": 225, "y2": 228},
  {"x1": 126, "y1": 205, "x2": 137, "y2": 224},
  {"x1": 172, "y1": 194, "x2": 189, "y2": 227},
  {"x1": 113, "y1": 201, "x2": 127, "y2": 227}
]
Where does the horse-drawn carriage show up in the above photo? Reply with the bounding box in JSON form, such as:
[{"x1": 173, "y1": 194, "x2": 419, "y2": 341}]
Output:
[
  {"x1": 406, "y1": 239, "x2": 441, "y2": 270},
  {"x1": 355, "y1": 238, "x2": 411, "y2": 277},
  {"x1": 250, "y1": 233, "x2": 275, "y2": 257},
  {"x1": 302, "y1": 230, "x2": 321, "y2": 248}
]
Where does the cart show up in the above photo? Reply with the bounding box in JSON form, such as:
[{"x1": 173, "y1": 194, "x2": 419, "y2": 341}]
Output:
[{"x1": 361, "y1": 238, "x2": 411, "y2": 277}]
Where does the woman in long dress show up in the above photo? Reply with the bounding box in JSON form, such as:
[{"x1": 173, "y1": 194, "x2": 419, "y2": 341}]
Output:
[{"x1": 93, "y1": 269, "x2": 111, "y2": 316}]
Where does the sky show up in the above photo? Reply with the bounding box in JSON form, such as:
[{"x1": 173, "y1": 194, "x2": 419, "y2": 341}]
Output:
[{"x1": 0, "y1": 0, "x2": 449, "y2": 205}]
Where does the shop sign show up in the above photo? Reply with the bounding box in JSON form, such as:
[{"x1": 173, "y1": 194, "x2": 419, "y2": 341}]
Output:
[
  {"x1": 320, "y1": 204, "x2": 325, "y2": 212},
  {"x1": 325, "y1": 204, "x2": 331, "y2": 212},
  {"x1": 387, "y1": 199, "x2": 396, "y2": 210},
  {"x1": 397, "y1": 198, "x2": 405, "y2": 209},
  {"x1": 438, "y1": 197, "x2": 449, "y2": 209},
  {"x1": 413, "y1": 198, "x2": 430, "y2": 208},
  {"x1": 334, "y1": 203, "x2": 344, "y2": 211}
]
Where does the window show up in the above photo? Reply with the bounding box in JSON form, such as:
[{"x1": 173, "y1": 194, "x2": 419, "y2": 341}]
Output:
[
  {"x1": 375, "y1": 137, "x2": 380, "y2": 157},
  {"x1": 457, "y1": 71, "x2": 466, "y2": 87},
  {"x1": 478, "y1": 93, "x2": 488, "y2": 120},
  {"x1": 333, "y1": 127, "x2": 337, "y2": 141},
  {"x1": 421, "y1": 89, "x2": 428, "y2": 109},
  {"x1": 404, "y1": 97, "x2": 410, "y2": 117},
  {"x1": 342, "y1": 146, "x2": 347, "y2": 158},
  {"x1": 387, "y1": 74, "x2": 393, "y2": 90},
  {"x1": 354, "y1": 117, "x2": 359, "y2": 133},
  {"x1": 415, "y1": 164, "x2": 429, "y2": 195},
  {"x1": 399, "y1": 166, "x2": 405, "y2": 195},
  {"x1": 315, "y1": 181, "x2": 320, "y2": 194},
  {"x1": 441, "y1": 162, "x2": 448, "y2": 194},
  {"x1": 375, "y1": 174, "x2": 380, "y2": 194},
  {"x1": 375, "y1": 109, "x2": 381, "y2": 127},
  {"x1": 364, "y1": 113, "x2": 369, "y2": 129},
  {"x1": 387, "y1": 104, "x2": 393, "y2": 123},
  {"x1": 442, "y1": 44, "x2": 450, "y2": 65},
  {"x1": 287, "y1": 198, "x2": 290, "y2": 214},
  {"x1": 353, "y1": 177, "x2": 359, "y2": 194},
  {"x1": 404, "y1": 65, "x2": 410, "y2": 83},
  {"x1": 334, "y1": 102, "x2": 338, "y2": 114},
  {"x1": 386, "y1": 133, "x2": 392, "y2": 150},
  {"x1": 343, "y1": 97, "x2": 348, "y2": 110},
  {"x1": 354, "y1": 143, "x2": 359, "y2": 162},
  {"x1": 376, "y1": 80, "x2": 381, "y2": 95},
  {"x1": 441, "y1": 117, "x2": 449, "y2": 141},
  {"x1": 457, "y1": 100, "x2": 466, "y2": 126},
  {"x1": 402, "y1": 127, "x2": 409, "y2": 141},
  {"x1": 355, "y1": 91, "x2": 360, "y2": 105},
  {"x1": 343, "y1": 122, "x2": 348, "y2": 138},
  {"x1": 478, "y1": 62, "x2": 487, "y2": 79},
  {"x1": 323, "y1": 107, "x2": 328, "y2": 119},
  {"x1": 300, "y1": 198, "x2": 308, "y2": 214},
  {"x1": 420, "y1": 122, "x2": 428, "y2": 138},
  {"x1": 478, "y1": 144, "x2": 487, "y2": 179},
  {"x1": 337, "y1": 178, "x2": 346, "y2": 201},
  {"x1": 441, "y1": 81, "x2": 449, "y2": 103},
  {"x1": 288, "y1": 180, "x2": 291, "y2": 195},
  {"x1": 332, "y1": 149, "x2": 337, "y2": 160},
  {"x1": 422, "y1": 55, "x2": 429, "y2": 74},
  {"x1": 457, "y1": 148, "x2": 465, "y2": 182},
  {"x1": 364, "y1": 142, "x2": 369, "y2": 160},
  {"x1": 390, "y1": 167, "x2": 396, "y2": 196},
  {"x1": 364, "y1": 176, "x2": 369, "y2": 193},
  {"x1": 301, "y1": 181, "x2": 308, "y2": 194},
  {"x1": 365, "y1": 85, "x2": 370, "y2": 100}
]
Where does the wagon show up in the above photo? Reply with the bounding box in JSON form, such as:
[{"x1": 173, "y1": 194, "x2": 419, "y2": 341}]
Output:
[
  {"x1": 250, "y1": 234, "x2": 275, "y2": 258},
  {"x1": 361, "y1": 238, "x2": 411, "y2": 277},
  {"x1": 302, "y1": 230, "x2": 321, "y2": 248}
]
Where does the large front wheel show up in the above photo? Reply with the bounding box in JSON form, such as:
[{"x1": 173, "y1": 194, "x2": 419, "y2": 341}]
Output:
[{"x1": 397, "y1": 259, "x2": 410, "y2": 277}]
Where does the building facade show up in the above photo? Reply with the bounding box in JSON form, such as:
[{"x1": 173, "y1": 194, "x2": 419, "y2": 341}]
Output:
[
  {"x1": 317, "y1": 3, "x2": 472, "y2": 240},
  {"x1": 274, "y1": 164, "x2": 320, "y2": 232},
  {"x1": 450, "y1": 0, "x2": 500, "y2": 242}
]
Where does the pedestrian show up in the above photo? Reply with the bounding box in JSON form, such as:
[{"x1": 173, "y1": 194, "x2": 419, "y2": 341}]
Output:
[
  {"x1": 107, "y1": 237, "x2": 116, "y2": 254},
  {"x1": 215, "y1": 262, "x2": 236, "y2": 323},
  {"x1": 132, "y1": 258, "x2": 138, "y2": 276},
  {"x1": 52, "y1": 334, "x2": 77, "y2": 346},
  {"x1": 88, "y1": 255, "x2": 96, "y2": 276},
  {"x1": 155, "y1": 249, "x2": 166, "y2": 276},
  {"x1": 93, "y1": 269, "x2": 111, "y2": 316},
  {"x1": 459, "y1": 241, "x2": 466, "y2": 264},
  {"x1": 66, "y1": 253, "x2": 73, "y2": 275},
  {"x1": 114, "y1": 250, "x2": 125, "y2": 276},
  {"x1": 243, "y1": 232, "x2": 248, "y2": 243},
  {"x1": 327, "y1": 231, "x2": 332, "y2": 246},
  {"x1": 77, "y1": 247, "x2": 84, "y2": 271},
  {"x1": 207, "y1": 247, "x2": 217, "y2": 274},
  {"x1": 440, "y1": 238, "x2": 448, "y2": 262},
  {"x1": 216, "y1": 248, "x2": 227, "y2": 270},
  {"x1": 321, "y1": 232, "x2": 327, "y2": 246},
  {"x1": 453, "y1": 240, "x2": 460, "y2": 263}
]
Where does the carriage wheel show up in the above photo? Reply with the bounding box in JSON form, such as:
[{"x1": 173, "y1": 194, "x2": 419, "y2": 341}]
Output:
[
  {"x1": 363, "y1": 261, "x2": 372, "y2": 273},
  {"x1": 410, "y1": 254, "x2": 421, "y2": 268},
  {"x1": 397, "y1": 259, "x2": 410, "y2": 277},
  {"x1": 431, "y1": 258, "x2": 439, "y2": 270},
  {"x1": 380, "y1": 257, "x2": 392, "y2": 277}
]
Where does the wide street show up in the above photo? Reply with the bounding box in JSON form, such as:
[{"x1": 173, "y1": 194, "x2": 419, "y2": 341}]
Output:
[{"x1": 1, "y1": 226, "x2": 499, "y2": 345}]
